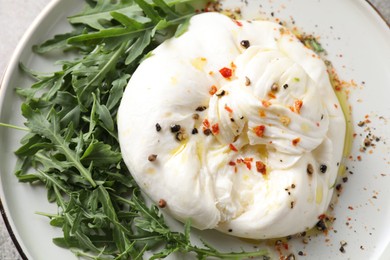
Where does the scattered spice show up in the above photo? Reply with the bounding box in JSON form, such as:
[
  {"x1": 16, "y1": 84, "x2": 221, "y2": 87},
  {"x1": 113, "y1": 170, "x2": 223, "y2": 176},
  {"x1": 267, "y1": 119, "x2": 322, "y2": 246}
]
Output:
[
  {"x1": 254, "y1": 125, "x2": 266, "y2": 137},
  {"x1": 283, "y1": 83, "x2": 289, "y2": 89},
  {"x1": 175, "y1": 132, "x2": 187, "y2": 142},
  {"x1": 228, "y1": 161, "x2": 236, "y2": 166},
  {"x1": 229, "y1": 143, "x2": 238, "y2": 152},
  {"x1": 170, "y1": 124, "x2": 181, "y2": 133},
  {"x1": 148, "y1": 154, "x2": 158, "y2": 162},
  {"x1": 203, "y1": 129, "x2": 212, "y2": 136},
  {"x1": 211, "y1": 123, "x2": 220, "y2": 135},
  {"x1": 292, "y1": 137, "x2": 301, "y2": 146},
  {"x1": 158, "y1": 199, "x2": 167, "y2": 208},
  {"x1": 245, "y1": 76, "x2": 251, "y2": 86},
  {"x1": 192, "y1": 113, "x2": 200, "y2": 120},
  {"x1": 256, "y1": 161, "x2": 266, "y2": 175},
  {"x1": 279, "y1": 115, "x2": 291, "y2": 126},
  {"x1": 294, "y1": 100, "x2": 303, "y2": 114},
  {"x1": 224, "y1": 104, "x2": 233, "y2": 113},
  {"x1": 336, "y1": 184, "x2": 342, "y2": 192},
  {"x1": 319, "y1": 164, "x2": 327, "y2": 173},
  {"x1": 262, "y1": 100, "x2": 271, "y2": 107},
  {"x1": 363, "y1": 138, "x2": 371, "y2": 147},
  {"x1": 316, "y1": 219, "x2": 327, "y2": 231},
  {"x1": 285, "y1": 254, "x2": 295, "y2": 260},
  {"x1": 192, "y1": 128, "x2": 198, "y2": 134},
  {"x1": 195, "y1": 106, "x2": 207, "y2": 112},
  {"x1": 259, "y1": 109, "x2": 266, "y2": 118},
  {"x1": 203, "y1": 119, "x2": 210, "y2": 128},
  {"x1": 298, "y1": 251, "x2": 304, "y2": 256},
  {"x1": 240, "y1": 40, "x2": 250, "y2": 48},
  {"x1": 339, "y1": 241, "x2": 347, "y2": 253},
  {"x1": 233, "y1": 20, "x2": 243, "y2": 27},
  {"x1": 307, "y1": 163, "x2": 314, "y2": 175},
  {"x1": 155, "y1": 123, "x2": 162, "y2": 132},
  {"x1": 216, "y1": 89, "x2": 226, "y2": 97},
  {"x1": 357, "y1": 121, "x2": 365, "y2": 127},
  {"x1": 219, "y1": 67, "x2": 233, "y2": 78},
  {"x1": 268, "y1": 92, "x2": 276, "y2": 99},
  {"x1": 271, "y1": 83, "x2": 279, "y2": 92},
  {"x1": 238, "y1": 158, "x2": 253, "y2": 170},
  {"x1": 209, "y1": 85, "x2": 218, "y2": 95},
  {"x1": 290, "y1": 201, "x2": 295, "y2": 209}
]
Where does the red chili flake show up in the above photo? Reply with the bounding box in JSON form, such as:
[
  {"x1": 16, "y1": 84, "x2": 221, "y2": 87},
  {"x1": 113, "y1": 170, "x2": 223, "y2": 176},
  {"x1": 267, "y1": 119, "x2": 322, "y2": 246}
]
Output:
[
  {"x1": 209, "y1": 85, "x2": 217, "y2": 95},
  {"x1": 228, "y1": 161, "x2": 236, "y2": 166},
  {"x1": 224, "y1": 104, "x2": 233, "y2": 113},
  {"x1": 211, "y1": 123, "x2": 219, "y2": 135},
  {"x1": 292, "y1": 137, "x2": 301, "y2": 146},
  {"x1": 244, "y1": 161, "x2": 252, "y2": 170},
  {"x1": 254, "y1": 125, "x2": 266, "y2": 137},
  {"x1": 229, "y1": 143, "x2": 238, "y2": 152},
  {"x1": 219, "y1": 67, "x2": 233, "y2": 78},
  {"x1": 318, "y1": 214, "x2": 327, "y2": 220},
  {"x1": 256, "y1": 161, "x2": 266, "y2": 175},
  {"x1": 261, "y1": 100, "x2": 271, "y2": 107},
  {"x1": 316, "y1": 122, "x2": 320, "y2": 127},
  {"x1": 234, "y1": 20, "x2": 243, "y2": 26},
  {"x1": 243, "y1": 157, "x2": 253, "y2": 170},
  {"x1": 357, "y1": 155, "x2": 362, "y2": 161},
  {"x1": 203, "y1": 119, "x2": 210, "y2": 128},
  {"x1": 268, "y1": 92, "x2": 276, "y2": 99},
  {"x1": 334, "y1": 103, "x2": 339, "y2": 109},
  {"x1": 348, "y1": 206, "x2": 354, "y2": 210},
  {"x1": 294, "y1": 100, "x2": 303, "y2": 114}
]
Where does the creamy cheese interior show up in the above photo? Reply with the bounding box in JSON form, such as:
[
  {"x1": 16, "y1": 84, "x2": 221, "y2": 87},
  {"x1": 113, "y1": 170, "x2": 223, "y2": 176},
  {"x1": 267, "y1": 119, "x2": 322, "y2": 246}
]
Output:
[{"x1": 118, "y1": 12, "x2": 346, "y2": 239}]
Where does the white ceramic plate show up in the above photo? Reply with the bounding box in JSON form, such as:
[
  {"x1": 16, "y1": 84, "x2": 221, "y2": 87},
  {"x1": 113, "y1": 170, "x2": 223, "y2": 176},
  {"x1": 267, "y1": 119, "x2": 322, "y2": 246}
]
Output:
[{"x1": 1, "y1": 0, "x2": 389, "y2": 259}]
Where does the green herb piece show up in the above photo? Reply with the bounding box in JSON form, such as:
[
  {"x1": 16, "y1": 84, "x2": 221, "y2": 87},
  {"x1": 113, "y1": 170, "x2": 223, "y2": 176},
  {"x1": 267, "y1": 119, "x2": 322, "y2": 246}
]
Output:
[
  {"x1": 302, "y1": 35, "x2": 325, "y2": 53},
  {"x1": 11, "y1": 0, "x2": 269, "y2": 259}
]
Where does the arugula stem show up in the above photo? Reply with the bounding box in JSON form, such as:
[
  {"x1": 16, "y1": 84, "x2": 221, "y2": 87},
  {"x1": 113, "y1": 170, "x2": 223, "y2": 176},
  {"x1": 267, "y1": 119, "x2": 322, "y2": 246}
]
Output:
[{"x1": 0, "y1": 122, "x2": 29, "y2": 132}]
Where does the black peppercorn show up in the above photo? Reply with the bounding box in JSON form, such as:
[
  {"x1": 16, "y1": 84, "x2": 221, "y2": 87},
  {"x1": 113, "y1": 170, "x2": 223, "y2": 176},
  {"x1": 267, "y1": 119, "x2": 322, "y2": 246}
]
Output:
[
  {"x1": 170, "y1": 124, "x2": 181, "y2": 133},
  {"x1": 319, "y1": 164, "x2": 327, "y2": 173},
  {"x1": 316, "y1": 219, "x2": 327, "y2": 231},
  {"x1": 240, "y1": 40, "x2": 250, "y2": 48},
  {"x1": 155, "y1": 123, "x2": 161, "y2": 132}
]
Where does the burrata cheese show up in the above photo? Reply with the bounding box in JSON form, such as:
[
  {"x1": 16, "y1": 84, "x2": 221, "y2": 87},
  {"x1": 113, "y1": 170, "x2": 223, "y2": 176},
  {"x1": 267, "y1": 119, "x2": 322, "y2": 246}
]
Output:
[{"x1": 118, "y1": 12, "x2": 346, "y2": 239}]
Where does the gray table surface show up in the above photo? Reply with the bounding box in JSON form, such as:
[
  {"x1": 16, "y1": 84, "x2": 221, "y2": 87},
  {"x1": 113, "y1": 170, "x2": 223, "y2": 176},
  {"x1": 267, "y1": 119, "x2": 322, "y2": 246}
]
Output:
[{"x1": 0, "y1": 0, "x2": 389, "y2": 259}]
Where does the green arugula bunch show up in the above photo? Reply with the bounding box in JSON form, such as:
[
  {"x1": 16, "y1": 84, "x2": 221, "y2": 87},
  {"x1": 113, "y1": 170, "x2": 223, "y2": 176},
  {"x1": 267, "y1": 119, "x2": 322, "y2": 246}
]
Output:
[{"x1": 14, "y1": 0, "x2": 269, "y2": 259}]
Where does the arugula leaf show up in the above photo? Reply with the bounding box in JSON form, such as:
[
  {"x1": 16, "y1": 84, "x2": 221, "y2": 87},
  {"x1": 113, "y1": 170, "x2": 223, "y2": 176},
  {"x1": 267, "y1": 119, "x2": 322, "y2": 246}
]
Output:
[{"x1": 21, "y1": 104, "x2": 96, "y2": 187}]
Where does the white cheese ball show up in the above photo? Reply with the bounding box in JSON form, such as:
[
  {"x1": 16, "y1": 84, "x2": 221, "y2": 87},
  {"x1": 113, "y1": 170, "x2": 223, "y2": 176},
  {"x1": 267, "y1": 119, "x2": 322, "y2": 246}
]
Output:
[{"x1": 118, "y1": 12, "x2": 346, "y2": 239}]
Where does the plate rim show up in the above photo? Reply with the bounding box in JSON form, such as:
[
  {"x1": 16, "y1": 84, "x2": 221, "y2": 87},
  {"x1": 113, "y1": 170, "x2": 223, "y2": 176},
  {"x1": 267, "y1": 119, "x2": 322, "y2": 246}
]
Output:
[{"x1": 0, "y1": 0, "x2": 389, "y2": 259}]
